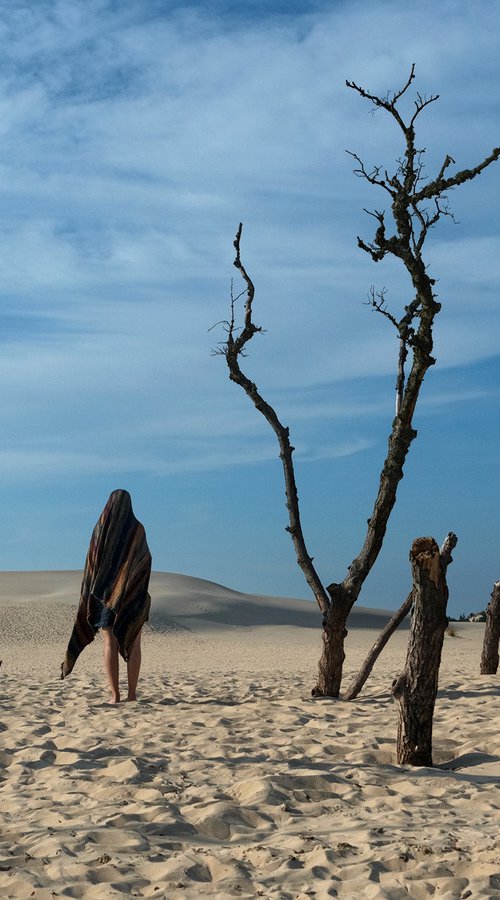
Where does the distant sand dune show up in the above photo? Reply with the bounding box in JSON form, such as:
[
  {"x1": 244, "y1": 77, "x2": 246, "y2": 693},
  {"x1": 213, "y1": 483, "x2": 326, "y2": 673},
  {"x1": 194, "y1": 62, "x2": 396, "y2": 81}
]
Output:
[{"x1": 0, "y1": 568, "x2": 404, "y2": 630}]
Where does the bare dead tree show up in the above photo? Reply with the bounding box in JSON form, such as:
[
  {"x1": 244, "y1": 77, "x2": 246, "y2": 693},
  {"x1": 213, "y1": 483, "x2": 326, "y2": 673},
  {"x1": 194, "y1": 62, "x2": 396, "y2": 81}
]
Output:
[
  {"x1": 480, "y1": 582, "x2": 500, "y2": 675},
  {"x1": 219, "y1": 66, "x2": 499, "y2": 698},
  {"x1": 392, "y1": 537, "x2": 449, "y2": 766},
  {"x1": 222, "y1": 228, "x2": 330, "y2": 614},
  {"x1": 343, "y1": 532, "x2": 457, "y2": 700}
]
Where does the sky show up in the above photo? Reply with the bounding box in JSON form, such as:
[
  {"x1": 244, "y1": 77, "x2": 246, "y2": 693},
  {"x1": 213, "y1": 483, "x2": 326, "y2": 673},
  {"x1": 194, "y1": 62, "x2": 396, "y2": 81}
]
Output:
[{"x1": 0, "y1": 0, "x2": 498, "y2": 618}]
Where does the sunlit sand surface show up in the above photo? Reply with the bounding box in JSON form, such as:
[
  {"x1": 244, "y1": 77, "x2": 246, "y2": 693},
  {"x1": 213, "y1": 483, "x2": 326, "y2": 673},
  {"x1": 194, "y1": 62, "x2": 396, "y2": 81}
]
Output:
[{"x1": 1, "y1": 572, "x2": 499, "y2": 898}]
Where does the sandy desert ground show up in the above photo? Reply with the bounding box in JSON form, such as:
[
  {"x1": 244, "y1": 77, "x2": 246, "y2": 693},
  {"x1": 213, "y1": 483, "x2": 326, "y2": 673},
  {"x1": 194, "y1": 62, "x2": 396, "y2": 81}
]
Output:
[{"x1": 0, "y1": 571, "x2": 499, "y2": 899}]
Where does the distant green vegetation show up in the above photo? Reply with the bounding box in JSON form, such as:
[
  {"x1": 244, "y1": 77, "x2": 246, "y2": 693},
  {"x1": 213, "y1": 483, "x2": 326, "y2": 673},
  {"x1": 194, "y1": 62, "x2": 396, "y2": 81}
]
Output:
[{"x1": 449, "y1": 611, "x2": 486, "y2": 623}]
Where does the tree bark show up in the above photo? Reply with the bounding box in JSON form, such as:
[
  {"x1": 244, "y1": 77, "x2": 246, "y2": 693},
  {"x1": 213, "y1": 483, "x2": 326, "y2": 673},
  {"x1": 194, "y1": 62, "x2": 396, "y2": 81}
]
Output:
[
  {"x1": 313, "y1": 584, "x2": 351, "y2": 697},
  {"x1": 480, "y1": 582, "x2": 500, "y2": 675},
  {"x1": 392, "y1": 537, "x2": 449, "y2": 766},
  {"x1": 343, "y1": 532, "x2": 457, "y2": 701}
]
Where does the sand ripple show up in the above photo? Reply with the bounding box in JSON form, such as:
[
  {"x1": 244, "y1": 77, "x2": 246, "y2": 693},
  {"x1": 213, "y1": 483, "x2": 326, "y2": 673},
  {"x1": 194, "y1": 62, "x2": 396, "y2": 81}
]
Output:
[{"x1": 1, "y1": 664, "x2": 499, "y2": 898}]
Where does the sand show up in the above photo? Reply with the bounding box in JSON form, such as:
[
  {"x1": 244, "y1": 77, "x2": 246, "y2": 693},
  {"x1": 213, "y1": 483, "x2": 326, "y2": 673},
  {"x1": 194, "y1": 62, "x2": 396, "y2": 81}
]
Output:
[{"x1": 0, "y1": 571, "x2": 499, "y2": 899}]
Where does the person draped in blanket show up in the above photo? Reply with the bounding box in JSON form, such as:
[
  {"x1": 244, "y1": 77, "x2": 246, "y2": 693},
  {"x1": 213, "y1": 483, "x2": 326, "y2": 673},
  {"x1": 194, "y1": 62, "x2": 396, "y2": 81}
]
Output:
[{"x1": 61, "y1": 489, "x2": 152, "y2": 703}]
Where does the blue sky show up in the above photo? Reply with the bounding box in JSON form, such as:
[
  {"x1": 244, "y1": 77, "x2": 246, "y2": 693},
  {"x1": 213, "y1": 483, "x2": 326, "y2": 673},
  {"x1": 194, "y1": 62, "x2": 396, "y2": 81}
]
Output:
[{"x1": 0, "y1": 0, "x2": 498, "y2": 617}]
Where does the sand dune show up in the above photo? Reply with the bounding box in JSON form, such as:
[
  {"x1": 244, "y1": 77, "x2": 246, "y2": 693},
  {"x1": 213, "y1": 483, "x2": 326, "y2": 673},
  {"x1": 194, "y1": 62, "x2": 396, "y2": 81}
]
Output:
[
  {"x1": 0, "y1": 571, "x2": 499, "y2": 898},
  {"x1": 0, "y1": 569, "x2": 402, "y2": 629}
]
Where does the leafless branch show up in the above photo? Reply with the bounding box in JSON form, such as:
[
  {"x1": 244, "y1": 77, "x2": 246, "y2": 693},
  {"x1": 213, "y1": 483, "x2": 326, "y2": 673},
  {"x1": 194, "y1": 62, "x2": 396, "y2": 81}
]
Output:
[
  {"x1": 414, "y1": 146, "x2": 500, "y2": 202},
  {"x1": 346, "y1": 151, "x2": 394, "y2": 194},
  {"x1": 410, "y1": 91, "x2": 439, "y2": 126},
  {"x1": 346, "y1": 63, "x2": 416, "y2": 127},
  {"x1": 366, "y1": 286, "x2": 399, "y2": 330},
  {"x1": 222, "y1": 224, "x2": 330, "y2": 615}
]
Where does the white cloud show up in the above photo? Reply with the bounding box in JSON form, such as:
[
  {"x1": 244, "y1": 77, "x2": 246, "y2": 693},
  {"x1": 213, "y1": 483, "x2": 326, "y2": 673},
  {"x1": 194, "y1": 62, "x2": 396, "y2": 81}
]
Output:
[
  {"x1": 428, "y1": 237, "x2": 500, "y2": 295},
  {"x1": 296, "y1": 438, "x2": 375, "y2": 462}
]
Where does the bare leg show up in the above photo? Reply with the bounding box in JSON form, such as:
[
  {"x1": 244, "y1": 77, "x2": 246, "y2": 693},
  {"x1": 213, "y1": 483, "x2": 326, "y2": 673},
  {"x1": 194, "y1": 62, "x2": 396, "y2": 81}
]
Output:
[
  {"x1": 102, "y1": 628, "x2": 120, "y2": 703},
  {"x1": 127, "y1": 630, "x2": 142, "y2": 701}
]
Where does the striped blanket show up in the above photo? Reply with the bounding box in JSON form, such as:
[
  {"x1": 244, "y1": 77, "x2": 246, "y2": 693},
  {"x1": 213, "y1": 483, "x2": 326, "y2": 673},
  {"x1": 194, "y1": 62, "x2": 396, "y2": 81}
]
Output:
[{"x1": 61, "y1": 490, "x2": 152, "y2": 678}]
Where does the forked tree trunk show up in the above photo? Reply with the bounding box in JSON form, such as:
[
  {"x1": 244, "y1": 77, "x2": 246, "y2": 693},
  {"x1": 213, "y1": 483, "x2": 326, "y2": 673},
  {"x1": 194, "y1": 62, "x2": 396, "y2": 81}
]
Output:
[
  {"x1": 343, "y1": 532, "x2": 457, "y2": 701},
  {"x1": 392, "y1": 537, "x2": 449, "y2": 766},
  {"x1": 480, "y1": 582, "x2": 500, "y2": 675},
  {"x1": 313, "y1": 584, "x2": 351, "y2": 697}
]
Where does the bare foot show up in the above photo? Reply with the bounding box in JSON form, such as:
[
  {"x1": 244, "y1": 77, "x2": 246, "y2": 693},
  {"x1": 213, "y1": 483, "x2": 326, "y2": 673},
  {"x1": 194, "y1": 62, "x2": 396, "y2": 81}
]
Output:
[{"x1": 126, "y1": 695, "x2": 137, "y2": 702}]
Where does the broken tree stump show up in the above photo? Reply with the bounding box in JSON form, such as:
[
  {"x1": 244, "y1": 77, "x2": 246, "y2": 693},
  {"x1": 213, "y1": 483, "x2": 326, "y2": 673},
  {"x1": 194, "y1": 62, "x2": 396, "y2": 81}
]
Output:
[
  {"x1": 343, "y1": 532, "x2": 457, "y2": 701},
  {"x1": 392, "y1": 537, "x2": 449, "y2": 766},
  {"x1": 480, "y1": 582, "x2": 500, "y2": 675}
]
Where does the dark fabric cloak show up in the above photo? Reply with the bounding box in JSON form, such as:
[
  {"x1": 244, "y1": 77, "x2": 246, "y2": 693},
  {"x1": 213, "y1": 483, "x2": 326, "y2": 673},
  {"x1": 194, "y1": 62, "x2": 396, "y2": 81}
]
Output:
[{"x1": 61, "y1": 490, "x2": 152, "y2": 678}]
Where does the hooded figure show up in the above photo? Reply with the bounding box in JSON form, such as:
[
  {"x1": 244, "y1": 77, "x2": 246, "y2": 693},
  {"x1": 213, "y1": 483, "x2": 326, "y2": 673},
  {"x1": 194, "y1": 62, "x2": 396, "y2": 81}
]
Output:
[{"x1": 61, "y1": 490, "x2": 152, "y2": 679}]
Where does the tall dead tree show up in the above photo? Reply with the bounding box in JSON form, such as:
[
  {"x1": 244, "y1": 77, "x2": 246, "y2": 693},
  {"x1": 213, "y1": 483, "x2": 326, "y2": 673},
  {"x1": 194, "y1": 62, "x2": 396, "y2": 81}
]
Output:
[
  {"x1": 480, "y1": 582, "x2": 500, "y2": 675},
  {"x1": 220, "y1": 66, "x2": 499, "y2": 698},
  {"x1": 392, "y1": 537, "x2": 449, "y2": 766}
]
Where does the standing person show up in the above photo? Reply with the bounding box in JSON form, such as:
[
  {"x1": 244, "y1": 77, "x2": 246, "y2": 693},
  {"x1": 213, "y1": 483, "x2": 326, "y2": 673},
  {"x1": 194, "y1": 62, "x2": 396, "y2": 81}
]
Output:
[{"x1": 61, "y1": 489, "x2": 152, "y2": 702}]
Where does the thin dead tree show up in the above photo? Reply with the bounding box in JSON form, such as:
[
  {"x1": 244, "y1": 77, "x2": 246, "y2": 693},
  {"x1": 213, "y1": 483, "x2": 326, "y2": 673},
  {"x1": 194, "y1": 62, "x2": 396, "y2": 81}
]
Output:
[
  {"x1": 220, "y1": 66, "x2": 499, "y2": 698},
  {"x1": 343, "y1": 532, "x2": 457, "y2": 701},
  {"x1": 480, "y1": 582, "x2": 500, "y2": 675}
]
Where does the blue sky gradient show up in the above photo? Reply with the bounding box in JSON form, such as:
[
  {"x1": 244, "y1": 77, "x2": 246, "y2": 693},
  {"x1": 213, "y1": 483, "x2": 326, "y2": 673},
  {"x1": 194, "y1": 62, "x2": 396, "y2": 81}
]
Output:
[{"x1": 0, "y1": 0, "x2": 499, "y2": 616}]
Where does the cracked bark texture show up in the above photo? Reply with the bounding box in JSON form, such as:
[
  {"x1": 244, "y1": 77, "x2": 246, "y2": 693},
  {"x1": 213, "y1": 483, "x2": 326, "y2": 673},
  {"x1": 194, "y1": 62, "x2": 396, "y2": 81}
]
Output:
[
  {"x1": 480, "y1": 582, "x2": 500, "y2": 675},
  {"x1": 392, "y1": 537, "x2": 449, "y2": 766}
]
